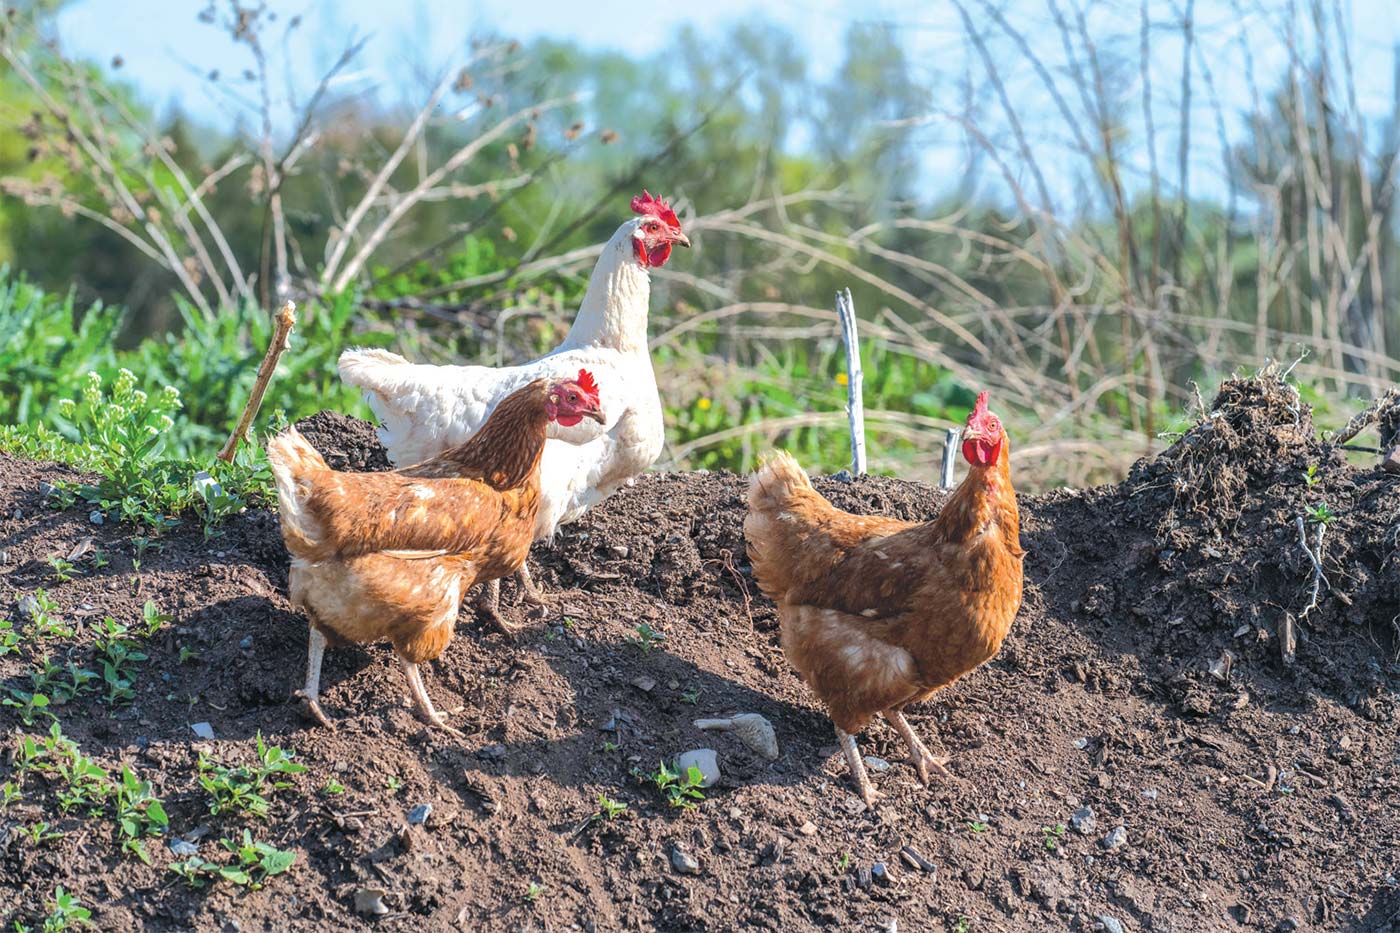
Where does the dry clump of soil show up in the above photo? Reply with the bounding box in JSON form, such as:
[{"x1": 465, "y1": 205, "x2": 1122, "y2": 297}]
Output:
[{"x1": 0, "y1": 373, "x2": 1397, "y2": 932}]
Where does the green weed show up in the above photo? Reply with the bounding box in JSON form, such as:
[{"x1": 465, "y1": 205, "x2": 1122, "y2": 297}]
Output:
[{"x1": 197, "y1": 733, "x2": 306, "y2": 818}]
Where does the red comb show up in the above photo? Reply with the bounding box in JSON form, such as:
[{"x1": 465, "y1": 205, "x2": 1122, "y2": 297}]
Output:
[
  {"x1": 575, "y1": 368, "x2": 599, "y2": 400},
  {"x1": 972, "y1": 391, "x2": 989, "y2": 416},
  {"x1": 631, "y1": 190, "x2": 681, "y2": 229}
]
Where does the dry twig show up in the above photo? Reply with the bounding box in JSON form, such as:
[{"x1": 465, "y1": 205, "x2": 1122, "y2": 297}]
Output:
[{"x1": 216, "y1": 301, "x2": 297, "y2": 463}]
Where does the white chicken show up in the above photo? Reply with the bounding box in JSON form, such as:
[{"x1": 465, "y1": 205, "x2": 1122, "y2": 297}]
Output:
[{"x1": 338, "y1": 191, "x2": 689, "y2": 611}]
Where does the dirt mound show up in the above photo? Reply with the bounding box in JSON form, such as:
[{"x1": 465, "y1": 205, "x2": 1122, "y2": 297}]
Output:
[
  {"x1": 1, "y1": 373, "x2": 1397, "y2": 932},
  {"x1": 292, "y1": 409, "x2": 391, "y2": 472}
]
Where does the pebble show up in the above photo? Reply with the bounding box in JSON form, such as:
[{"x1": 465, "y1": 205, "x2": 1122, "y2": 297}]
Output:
[
  {"x1": 407, "y1": 803, "x2": 432, "y2": 825},
  {"x1": 900, "y1": 846, "x2": 936, "y2": 875},
  {"x1": 610, "y1": 545, "x2": 630, "y2": 559},
  {"x1": 354, "y1": 888, "x2": 389, "y2": 915},
  {"x1": 1098, "y1": 916, "x2": 1125, "y2": 933},
  {"x1": 870, "y1": 862, "x2": 891, "y2": 885},
  {"x1": 840, "y1": 796, "x2": 868, "y2": 816},
  {"x1": 863, "y1": 756, "x2": 891, "y2": 772},
  {"x1": 631, "y1": 675, "x2": 656, "y2": 693},
  {"x1": 1070, "y1": 806, "x2": 1096, "y2": 835},
  {"x1": 677, "y1": 749, "x2": 720, "y2": 788},
  {"x1": 1101, "y1": 826, "x2": 1128, "y2": 850},
  {"x1": 238, "y1": 635, "x2": 253, "y2": 649},
  {"x1": 89, "y1": 511, "x2": 104, "y2": 525},
  {"x1": 1073, "y1": 737, "x2": 1090, "y2": 749},
  {"x1": 1141, "y1": 788, "x2": 1159, "y2": 800},
  {"x1": 670, "y1": 845, "x2": 700, "y2": 875},
  {"x1": 38, "y1": 482, "x2": 55, "y2": 497},
  {"x1": 798, "y1": 821, "x2": 818, "y2": 836},
  {"x1": 190, "y1": 722, "x2": 215, "y2": 740},
  {"x1": 170, "y1": 839, "x2": 198, "y2": 857},
  {"x1": 478, "y1": 744, "x2": 507, "y2": 760}
]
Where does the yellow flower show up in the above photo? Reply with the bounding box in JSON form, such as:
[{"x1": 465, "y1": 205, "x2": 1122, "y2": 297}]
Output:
[
  {"x1": 697, "y1": 398, "x2": 712, "y2": 411},
  {"x1": 836, "y1": 372, "x2": 849, "y2": 386}
]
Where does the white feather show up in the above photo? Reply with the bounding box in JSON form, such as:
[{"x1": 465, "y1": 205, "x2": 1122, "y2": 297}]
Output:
[{"x1": 339, "y1": 218, "x2": 665, "y2": 539}]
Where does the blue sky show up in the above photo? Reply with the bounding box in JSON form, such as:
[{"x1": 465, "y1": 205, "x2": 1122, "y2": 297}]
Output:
[{"x1": 49, "y1": 0, "x2": 1400, "y2": 210}]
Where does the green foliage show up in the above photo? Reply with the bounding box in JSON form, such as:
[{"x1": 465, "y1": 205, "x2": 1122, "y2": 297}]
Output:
[
  {"x1": 634, "y1": 760, "x2": 706, "y2": 810},
  {"x1": 170, "y1": 830, "x2": 296, "y2": 889},
  {"x1": 91, "y1": 617, "x2": 148, "y2": 707},
  {"x1": 197, "y1": 733, "x2": 306, "y2": 818},
  {"x1": 2, "y1": 688, "x2": 53, "y2": 726},
  {"x1": 1041, "y1": 823, "x2": 1065, "y2": 851},
  {"x1": 1305, "y1": 502, "x2": 1336, "y2": 524},
  {"x1": 41, "y1": 887, "x2": 93, "y2": 932},
  {"x1": 626, "y1": 623, "x2": 666, "y2": 653},
  {"x1": 114, "y1": 766, "x2": 169, "y2": 865},
  {"x1": 593, "y1": 793, "x2": 628, "y2": 822}
]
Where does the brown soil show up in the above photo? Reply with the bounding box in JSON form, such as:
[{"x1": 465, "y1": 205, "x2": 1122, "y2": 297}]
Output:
[{"x1": 1, "y1": 373, "x2": 1397, "y2": 932}]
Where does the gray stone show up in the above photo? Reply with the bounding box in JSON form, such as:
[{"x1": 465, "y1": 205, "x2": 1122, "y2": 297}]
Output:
[
  {"x1": 1098, "y1": 917, "x2": 1125, "y2": 933},
  {"x1": 169, "y1": 839, "x2": 198, "y2": 857},
  {"x1": 670, "y1": 845, "x2": 700, "y2": 875},
  {"x1": 190, "y1": 721, "x2": 215, "y2": 740},
  {"x1": 677, "y1": 749, "x2": 720, "y2": 788},
  {"x1": 1101, "y1": 826, "x2": 1128, "y2": 850},
  {"x1": 407, "y1": 803, "x2": 432, "y2": 825},
  {"x1": 863, "y1": 756, "x2": 891, "y2": 772},
  {"x1": 1070, "y1": 806, "x2": 1096, "y2": 835}
]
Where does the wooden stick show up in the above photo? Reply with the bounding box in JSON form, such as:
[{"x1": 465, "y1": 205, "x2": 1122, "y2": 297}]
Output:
[
  {"x1": 216, "y1": 300, "x2": 297, "y2": 463},
  {"x1": 941, "y1": 427, "x2": 961, "y2": 487},
  {"x1": 835, "y1": 288, "x2": 866, "y2": 476}
]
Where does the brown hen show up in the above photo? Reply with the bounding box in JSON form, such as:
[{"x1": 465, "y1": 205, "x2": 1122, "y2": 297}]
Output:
[
  {"x1": 744, "y1": 392, "x2": 1023, "y2": 804},
  {"x1": 267, "y1": 372, "x2": 603, "y2": 735}
]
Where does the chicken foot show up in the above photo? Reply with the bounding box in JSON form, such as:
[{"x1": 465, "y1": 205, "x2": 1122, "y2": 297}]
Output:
[
  {"x1": 294, "y1": 627, "x2": 336, "y2": 730},
  {"x1": 474, "y1": 565, "x2": 547, "y2": 636},
  {"x1": 837, "y1": 727, "x2": 882, "y2": 806},
  {"x1": 398, "y1": 658, "x2": 464, "y2": 738},
  {"x1": 884, "y1": 710, "x2": 951, "y2": 785}
]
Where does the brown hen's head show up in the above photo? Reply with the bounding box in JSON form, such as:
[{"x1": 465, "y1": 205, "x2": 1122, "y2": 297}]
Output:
[
  {"x1": 545, "y1": 369, "x2": 605, "y2": 427},
  {"x1": 960, "y1": 391, "x2": 1006, "y2": 467},
  {"x1": 630, "y1": 190, "x2": 690, "y2": 268}
]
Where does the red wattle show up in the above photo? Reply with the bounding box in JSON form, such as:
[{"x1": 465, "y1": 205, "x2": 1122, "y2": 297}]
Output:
[{"x1": 555, "y1": 412, "x2": 583, "y2": 427}]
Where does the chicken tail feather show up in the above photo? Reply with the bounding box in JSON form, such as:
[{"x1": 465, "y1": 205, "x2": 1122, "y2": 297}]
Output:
[
  {"x1": 743, "y1": 450, "x2": 817, "y2": 601},
  {"x1": 266, "y1": 427, "x2": 328, "y2": 553}
]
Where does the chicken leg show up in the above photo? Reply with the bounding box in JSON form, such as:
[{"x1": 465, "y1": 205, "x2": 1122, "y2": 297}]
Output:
[
  {"x1": 398, "y1": 658, "x2": 464, "y2": 738},
  {"x1": 294, "y1": 628, "x2": 336, "y2": 730},
  {"x1": 837, "y1": 726, "x2": 882, "y2": 806},
  {"x1": 474, "y1": 565, "x2": 546, "y2": 636},
  {"x1": 884, "y1": 710, "x2": 951, "y2": 784}
]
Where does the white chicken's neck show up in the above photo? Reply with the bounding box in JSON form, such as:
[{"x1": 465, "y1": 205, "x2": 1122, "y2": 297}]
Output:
[{"x1": 559, "y1": 227, "x2": 651, "y2": 355}]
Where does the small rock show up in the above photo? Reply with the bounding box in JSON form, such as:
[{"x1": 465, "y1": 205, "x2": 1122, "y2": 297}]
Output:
[
  {"x1": 832, "y1": 469, "x2": 853, "y2": 483},
  {"x1": 693, "y1": 713, "x2": 780, "y2": 760},
  {"x1": 1073, "y1": 737, "x2": 1089, "y2": 750},
  {"x1": 190, "y1": 722, "x2": 215, "y2": 740},
  {"x1": 1070, "y1": 806, "x2": 1096, "y2": 835},
  {"x1": 631, "y1": 675, "x2": 656, "y2": 693},
  {"x1": 354, "y1": 888, "x2": 389, "y2": 915},
  {"x1": 1101, "y1": 826, "x2": 1128, "y2": 850},
  {"x1": 610, "y1": 545, "x2": 630, "y2": 559},
  {"x1": 759, "y1": 838, "x2": 786, "y2": 865},
  {"x1": 38, "y1": 482, "x2": 55, "y2": 497},
  {"x1": 863, "y1": 756, "x2": 891, "y2": 772},
  {"x1": 1098, "y1": 916, "x2": 1125, "y2": 933},
  {"x1": 840, "y1": 796, "x2": 868, "y2": 816},
  {"x1": 870, "y1": 862, "x2": 891, "y2": 885},
  {"x1": 1141, "y1": 788, "x2": 1158, "y2": 800},
  {"x1": 478, "y1": 744, "x2": 507, "y2": 760},
  {"x1": 88, "y1": 510, "x2": 104, "y2": 525},
  {"x1": 670, "y1": 845, "x2": 700, "y2": 875},
  {"x1": 407, "y1": 803, "x2": 432, "y2": 825},
  {"x1": 900, "y1": 845, "x2": 936, "y2": 874},
  {"x1": 238, "y1": 635, "x2": 253, "y2": 650},
  {"x1": 856, "y1": 865, "x2": 872, "y2": 889},
  {"x1": 798, "y1": 821, "x2": 818, "y2": 836},
  {"x1": 169, "y1": 839, "x2": 198, "y2": 857},
  {"x1": 677, "y1": 749, "x2": 720, "y2": 788}
]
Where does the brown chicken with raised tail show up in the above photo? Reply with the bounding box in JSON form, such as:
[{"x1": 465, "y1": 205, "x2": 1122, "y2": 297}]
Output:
[
  {"x1": 744, "y1": 392, "x2": 1023, "y2": 804},
  {"x1": 267, "y1": 372, "x2": 604, "y2": 736}
]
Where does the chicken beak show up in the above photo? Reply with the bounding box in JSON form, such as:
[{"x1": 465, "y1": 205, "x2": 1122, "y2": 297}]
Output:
[
  {"x1": 671, "y1": 231, "x2": 691, "y2": 248},
  {"x1": 586, "y1": 408, "x2": 607, "y2": 425}
]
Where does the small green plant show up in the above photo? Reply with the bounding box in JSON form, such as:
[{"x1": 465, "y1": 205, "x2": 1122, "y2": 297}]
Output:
[
  {"x1": 321, "y1": 779, "x2": 345, "y2": 796},
  {"x1": 634, "y1": 760, "x2": 706, "y2": 810},
  {"x1": 1, "y1": 780, "x2": 21, "y2": 808},
  {"x1": 1304, "y1": 463, "x2": 1320, "y2": 487},
  {"x1": 967, "y1": 821, "x2": 990, "y2": 834},
  {"x1": 114, "y1": 766, "x2": 169, "y2": 864},
  {"x1": 46, "y1": 556, "x2": 78, "y2": 583},
  {"x1": 626, "y1": 623, "x2": 667, "y2": 653},
  {"x1": 385, "y1": 775, "x2": 403, "y2": 793},
  {"x1": 92, "y1": 618, "x2": 148, "y2": 706},
  {"x1": 41, "y1": 886, "x2": 93, "y2": 932},
  {"x1": 1305, "y1": 502, "x2": 1336, "y2": 524},
  {"x1": 522, "y1": 881, "x2": 544, "y2": 904},
  {"x1": 1040, "y1": 823, "x2": 1065, "y2": 851},
  {"x1": 593, "y1": 793, "x2": 628, "y2": 822},
  {"x1": 0, "y1": 618, "x2": 20, "y2": 655},
  {"x1": 951, "y1": 916, "x2": 971, "y2": 933},
  {"x1": 89, "y1": 548, "x2": 109, "y2": 570},
  {"x1": 178, "y1": 645, "x2": 200, "y2": 664},
  {"x1": 837, "y1": 852, "x2": 851, "y2": 871},
  {"x1": 171, "y1": 830, "x2": 296, "y2": 889},
  {"x1": 21, "y1": 821, "x2": 64, "y2": 846},
  {"x1": 140, "y1": 600, "x2": 172, "y2": 637},
  {"x1": 197, "y1": 733, "x2": 306, "y2": 818},
  {"x1": 680, "y1": 687, "x2": 701, "y2": 705},
  {"x1": 600, "y1": 740, "x2": 619, "y2": 753},
  {"x1": 24, "y1": 590, "x2": 72, "y2": 638},
  {"x1": 3, "y1": 688, "x2": 54, "y2": 726}
]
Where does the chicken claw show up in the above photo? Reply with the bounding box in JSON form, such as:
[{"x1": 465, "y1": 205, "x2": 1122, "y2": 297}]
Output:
[
  {"x1": 399, "y1": 659, "x2": 464, "y2": 738},
  {"x1": 837, "y1": 727, "x2": 883, "y2": 806},
  {"x1": 474, "y1": 579, "x2": 524, "y2": 638},
  {"x1": 295, "y1": 691, "x2": 337, "y2": 731},
  {"x1": 884, "y1": 710, "x2": 952, "y2": 785},
  {"x1": 296, "y1": 628, "x2": 337, "y2": 730}
]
